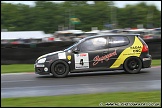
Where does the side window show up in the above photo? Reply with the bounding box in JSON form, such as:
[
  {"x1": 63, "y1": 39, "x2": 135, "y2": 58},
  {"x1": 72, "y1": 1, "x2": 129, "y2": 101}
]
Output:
[
  {"x1": 108, "y1": 36, "x2": 129, "y2": 48},
  {"x1": 79, "y1": 37, "x2": 107, "y2": 52}
]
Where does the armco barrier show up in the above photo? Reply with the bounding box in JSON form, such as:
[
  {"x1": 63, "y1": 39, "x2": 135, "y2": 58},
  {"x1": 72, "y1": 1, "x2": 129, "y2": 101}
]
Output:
[
  {"x1": 1, "y1": 41, "x2": 75, "y2": 64},
  {"x1": 1, "y1": 39, "x2": 161, "y2": 64},
  {"x1": 144, "y1": 39, "x2": 161, "y2": 59}
]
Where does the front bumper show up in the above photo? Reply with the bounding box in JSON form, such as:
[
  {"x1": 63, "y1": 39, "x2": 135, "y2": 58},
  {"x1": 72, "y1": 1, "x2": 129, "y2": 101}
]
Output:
[{"x1": 34, "y1": 63, "x2": 50, "y2": 75}]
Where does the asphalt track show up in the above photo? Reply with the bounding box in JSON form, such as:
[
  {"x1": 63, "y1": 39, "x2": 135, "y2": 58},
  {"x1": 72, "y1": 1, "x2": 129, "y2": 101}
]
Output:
[{"x1": 1, "y1": 66, "x2": 161, "y2": 98}]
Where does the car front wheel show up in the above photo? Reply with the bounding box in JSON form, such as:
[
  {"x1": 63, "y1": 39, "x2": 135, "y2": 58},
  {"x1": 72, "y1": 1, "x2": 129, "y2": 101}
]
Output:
[
  {"x1": 124, "y1": 57, "x2": 142, "y2": 74},
  {"x1": 51, "y1": 60, "x2": 69, "y2": 78}
]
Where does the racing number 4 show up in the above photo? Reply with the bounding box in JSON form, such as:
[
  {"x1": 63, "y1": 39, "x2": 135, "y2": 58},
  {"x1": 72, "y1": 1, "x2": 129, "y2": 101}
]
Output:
[{"x1": 80, "y1": 59, "x2": 84, "y2": 65}]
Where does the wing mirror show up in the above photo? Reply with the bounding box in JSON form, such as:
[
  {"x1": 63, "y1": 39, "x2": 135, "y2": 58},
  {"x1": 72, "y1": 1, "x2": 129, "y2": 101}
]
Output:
[{"x1": 73, "y1": 48, "x2": 80, "y2": 53}]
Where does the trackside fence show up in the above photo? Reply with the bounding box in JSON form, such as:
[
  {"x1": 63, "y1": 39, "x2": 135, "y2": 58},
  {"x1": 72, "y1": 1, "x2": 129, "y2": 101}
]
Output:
[{"x1": 1, "y1": 39, "x2": 161, "y2": 64}]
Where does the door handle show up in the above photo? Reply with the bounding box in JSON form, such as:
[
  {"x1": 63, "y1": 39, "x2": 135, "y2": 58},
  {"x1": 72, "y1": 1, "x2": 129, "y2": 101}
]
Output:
[{"x1": 102, "y1": 51, "x2": 108, "y2": 54}]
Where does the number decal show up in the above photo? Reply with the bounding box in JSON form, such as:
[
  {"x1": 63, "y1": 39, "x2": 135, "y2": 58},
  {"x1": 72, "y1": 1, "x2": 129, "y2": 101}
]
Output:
[
  {"x1": 80, "y1": 59, "x2": 84, "y2": 65},
  {"x1": 74, "y1": 53, "x2": 89, "y2": 69}
]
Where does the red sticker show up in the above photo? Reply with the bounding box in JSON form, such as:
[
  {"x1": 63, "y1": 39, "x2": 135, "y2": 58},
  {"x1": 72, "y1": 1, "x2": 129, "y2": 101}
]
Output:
[
  {"x1": 80, "y1": 53, "x2": 87, "y2": 56},
  {"x1": 93, "y1": 49, "x2": 117, "y2": 66}
]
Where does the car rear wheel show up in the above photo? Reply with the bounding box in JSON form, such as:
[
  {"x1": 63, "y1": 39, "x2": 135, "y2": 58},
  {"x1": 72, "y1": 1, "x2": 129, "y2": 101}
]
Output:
[
  {"x1": 124, "y1": 57, "x2": 142, "y2": 74},
  {"x1": 51, "y1": 60, "x2": 69, "y2": 78}
]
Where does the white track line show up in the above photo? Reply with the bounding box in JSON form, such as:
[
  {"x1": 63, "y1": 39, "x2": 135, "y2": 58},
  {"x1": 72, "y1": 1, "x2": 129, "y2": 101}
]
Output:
[{"x1": 1, "y1": 80, "x2": 35, "y2": 83}]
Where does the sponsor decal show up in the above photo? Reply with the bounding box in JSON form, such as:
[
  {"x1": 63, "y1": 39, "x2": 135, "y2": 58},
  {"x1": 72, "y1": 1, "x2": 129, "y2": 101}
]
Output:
[
  {"x1": 133, "y1": 49, "x2": 141, "y2": 52},
  {"x1": 80, "y1": 53, "x2": 87, "y2": 56},
  {"x1": 130, "y1": 46, "x2": 142, "y2": 49},
  {"x1": 75, "y1": 66, "x2": 89, "y2": 69},
  {"x1": 93, "y1": 49, "x2": 117, "y2": 66},
  {"x1": 58, "y1": 52, "x2": 66, "y2": 59},
  {"x1": 44, "y1": 67, "x2": 48, "y2": 71},
  {"x1": 110, "y1": 37, "x2": 143, "y2": 68},
  {"x1": 130, "y1": 46, "x2": 142, "y2": 53},
  {"x1": 36, "y1": 64, "x2": 45, "y2": 67},
  {"x1": 67, "y1": 55, "x2": 71, "y2": 60},
  {"x1": 74, "y1": 53, "x2": 89, "y2": 69}
]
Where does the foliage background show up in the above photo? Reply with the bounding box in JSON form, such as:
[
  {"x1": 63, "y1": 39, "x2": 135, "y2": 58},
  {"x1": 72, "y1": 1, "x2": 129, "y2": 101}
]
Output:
[{"x1": 1, "y1": 1, "x2": 161, "y2": 33}]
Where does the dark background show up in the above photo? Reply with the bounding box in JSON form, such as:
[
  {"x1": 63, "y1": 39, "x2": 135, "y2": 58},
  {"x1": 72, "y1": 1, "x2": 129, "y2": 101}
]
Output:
[{"x1": 1, "y1": 39, "x2": 161, "y2": 64}]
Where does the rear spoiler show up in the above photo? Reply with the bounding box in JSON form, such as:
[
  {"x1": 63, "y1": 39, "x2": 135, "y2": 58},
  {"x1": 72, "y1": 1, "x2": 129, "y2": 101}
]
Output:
[{"x1": 135, "y1": 34, "x2": 140, "y2": 37}]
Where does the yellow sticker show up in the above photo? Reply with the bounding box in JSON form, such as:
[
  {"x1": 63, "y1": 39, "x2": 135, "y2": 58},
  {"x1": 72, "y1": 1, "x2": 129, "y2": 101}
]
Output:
[
  {"x1": 67, "y1": 55, "x2": 71, "y2": 60},
  {"x1": 110, "y1": 36, "x2": 143, "y2": 68}
]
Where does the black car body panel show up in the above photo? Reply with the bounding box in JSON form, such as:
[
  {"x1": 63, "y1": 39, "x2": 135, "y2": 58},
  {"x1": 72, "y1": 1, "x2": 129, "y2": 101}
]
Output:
[{"x1": 34, "y1": 34, "x2": 152, "y2": 76}]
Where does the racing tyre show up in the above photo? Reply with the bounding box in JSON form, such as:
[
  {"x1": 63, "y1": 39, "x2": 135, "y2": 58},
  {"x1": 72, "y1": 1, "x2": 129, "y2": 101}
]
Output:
[
  {"x1": 124, "y1": 57, "x2": 142, "y2": 74},
  {"x1": 51, "y1": 60, "x2": 69, "y2": 78}
]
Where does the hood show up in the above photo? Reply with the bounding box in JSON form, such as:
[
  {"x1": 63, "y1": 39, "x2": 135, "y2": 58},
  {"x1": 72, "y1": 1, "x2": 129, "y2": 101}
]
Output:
[{"x1": 37, "y1": 51, "x2": 64, "y2": 60}]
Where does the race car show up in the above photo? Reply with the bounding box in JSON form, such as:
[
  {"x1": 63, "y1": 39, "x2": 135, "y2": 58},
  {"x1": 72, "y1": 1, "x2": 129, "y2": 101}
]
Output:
[{"x1": 34, "y1": 34, "x2": 152, "y2": 78}]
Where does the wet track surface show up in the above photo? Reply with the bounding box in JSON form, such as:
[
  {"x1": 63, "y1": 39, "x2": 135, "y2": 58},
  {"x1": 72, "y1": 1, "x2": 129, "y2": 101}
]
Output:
[{"x1": 1, "y1": 67, "x2": 161, "y2": 98}]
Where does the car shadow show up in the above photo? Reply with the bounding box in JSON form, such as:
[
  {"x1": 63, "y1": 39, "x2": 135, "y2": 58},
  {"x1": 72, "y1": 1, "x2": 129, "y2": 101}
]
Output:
[{"x1": 35, "y1": 70, "x2": 149, "y2": 79}]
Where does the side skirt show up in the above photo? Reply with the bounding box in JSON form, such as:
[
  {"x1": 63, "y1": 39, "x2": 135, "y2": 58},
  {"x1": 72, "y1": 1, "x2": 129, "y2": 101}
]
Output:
[{"x1": 70, "y1": 65, "x2": 123, "y2": 73}]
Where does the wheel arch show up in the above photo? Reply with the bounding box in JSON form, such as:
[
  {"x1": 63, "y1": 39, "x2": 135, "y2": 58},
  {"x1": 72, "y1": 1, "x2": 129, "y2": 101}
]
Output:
[
  {"x1": 49, "y1": 59, "x2": 70, "y2": 73},
  {"x1": 123, "y1": 56, "x2": 143, "y2": 69}
]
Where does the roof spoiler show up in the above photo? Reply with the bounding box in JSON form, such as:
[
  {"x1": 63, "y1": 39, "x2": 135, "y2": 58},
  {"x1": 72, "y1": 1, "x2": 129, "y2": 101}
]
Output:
[{"x1": 136, "y1": 34, "x2": 140, "y2": 37}]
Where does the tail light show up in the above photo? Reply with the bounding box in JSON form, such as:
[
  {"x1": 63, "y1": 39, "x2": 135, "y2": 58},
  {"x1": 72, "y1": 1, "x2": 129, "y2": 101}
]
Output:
[{"x1": 142, "y1": 45, "x2": 148, "y2": 52}]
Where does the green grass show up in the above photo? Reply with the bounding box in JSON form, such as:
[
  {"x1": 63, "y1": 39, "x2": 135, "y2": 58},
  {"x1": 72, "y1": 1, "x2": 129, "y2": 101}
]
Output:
[
  {"x1": 151, "y1": 59, "x2": 161, "y2": 67},
  {"x1": 1, "y1": 90, "x2": 161, "y2": 107},
  {"x1": 1, "y1": 64, "x2": 34, "y2": 74},
  {"x1": 1, "y1": 59, "x2": 161, "y2": 74}
]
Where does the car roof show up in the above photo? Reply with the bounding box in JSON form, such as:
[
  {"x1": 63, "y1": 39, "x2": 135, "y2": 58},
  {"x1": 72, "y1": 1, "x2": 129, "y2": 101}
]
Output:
[{"x1": 84, "y1": 33, "x2": 140, "y2": 40}]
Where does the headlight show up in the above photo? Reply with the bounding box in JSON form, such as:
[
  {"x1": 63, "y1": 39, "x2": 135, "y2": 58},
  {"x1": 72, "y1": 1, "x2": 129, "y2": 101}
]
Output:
[{"x1": 37, "y1": 58, "x2": 46, "y2": 63}]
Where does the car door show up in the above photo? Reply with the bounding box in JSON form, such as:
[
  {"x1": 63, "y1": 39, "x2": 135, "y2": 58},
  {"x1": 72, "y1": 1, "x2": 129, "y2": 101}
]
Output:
[
  {"x1": 73, "y1": 36, "x2": 109, "y2": 71},
  {"x1": 106, "y1": 36, "x2": 130, "y2": 68}
]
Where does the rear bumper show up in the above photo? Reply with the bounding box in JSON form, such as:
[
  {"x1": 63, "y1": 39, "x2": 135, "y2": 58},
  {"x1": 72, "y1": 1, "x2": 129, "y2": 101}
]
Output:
[{"x1": 142, "y1": 55, "x2": 152, "y2": 68}]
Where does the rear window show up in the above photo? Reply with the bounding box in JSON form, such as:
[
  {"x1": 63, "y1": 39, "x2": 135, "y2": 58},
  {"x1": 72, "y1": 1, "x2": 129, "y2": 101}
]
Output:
[
  {"x1": 138, "y1": 36, "x2": 147, "y2": 45},
  {"x1": 108, "y1": 36, "x2": 129, "y2": 48}
]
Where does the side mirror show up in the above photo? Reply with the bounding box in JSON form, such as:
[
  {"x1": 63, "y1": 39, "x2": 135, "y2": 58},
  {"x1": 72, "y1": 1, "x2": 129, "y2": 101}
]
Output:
[{"x1": 73, "y1": 48, "x2": 80, "y2": 53}]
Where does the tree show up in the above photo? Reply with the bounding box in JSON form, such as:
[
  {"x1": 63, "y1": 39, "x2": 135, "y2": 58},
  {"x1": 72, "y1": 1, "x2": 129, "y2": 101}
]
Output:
[{"x1": 1, "y1": 1, "x2": 161, "y2": 33}]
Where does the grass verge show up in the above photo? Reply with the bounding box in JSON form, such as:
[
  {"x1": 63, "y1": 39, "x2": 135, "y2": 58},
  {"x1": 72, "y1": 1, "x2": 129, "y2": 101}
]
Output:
[
  {"x1": 1, "y1": 90, "x2": 161, "y2": 107},
  {"x1": 1, "y1": 59, "x2": 161, "y2": 74},
  {"x1": 151, "y1": 59, "x2": 161, "y2": 67},
  {"x1": 1, "y1": 64, "x2": 34, "y2": 74}
]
